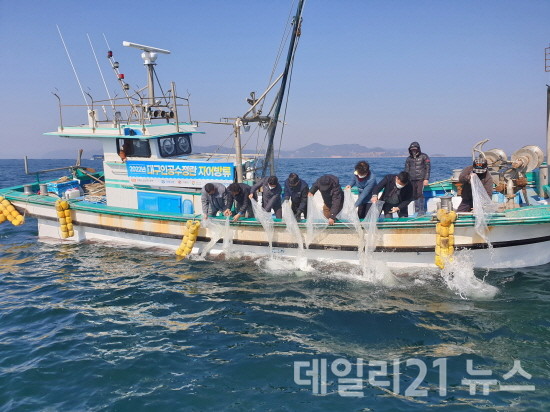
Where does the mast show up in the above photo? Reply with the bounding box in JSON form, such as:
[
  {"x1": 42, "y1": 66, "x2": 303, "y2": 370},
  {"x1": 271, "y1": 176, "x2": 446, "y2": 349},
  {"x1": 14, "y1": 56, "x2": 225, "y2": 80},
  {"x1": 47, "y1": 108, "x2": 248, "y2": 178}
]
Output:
[
  {"x1": 262, "y1": 0, "x2": 305, "y2": 176},
  {"x1": 122, "y1": 41, "x2": 171, "y2": 106}
]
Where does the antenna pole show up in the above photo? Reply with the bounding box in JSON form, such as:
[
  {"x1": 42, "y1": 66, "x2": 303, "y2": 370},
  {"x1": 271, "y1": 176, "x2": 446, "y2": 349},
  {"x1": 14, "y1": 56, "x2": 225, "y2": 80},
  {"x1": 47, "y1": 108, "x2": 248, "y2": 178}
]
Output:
[
  {"x1": 57, "y1": 25, "x2": 89, "y2": 109},
  {"x1": 87, "y1": 34, "x2": 115, "y2": 114}
]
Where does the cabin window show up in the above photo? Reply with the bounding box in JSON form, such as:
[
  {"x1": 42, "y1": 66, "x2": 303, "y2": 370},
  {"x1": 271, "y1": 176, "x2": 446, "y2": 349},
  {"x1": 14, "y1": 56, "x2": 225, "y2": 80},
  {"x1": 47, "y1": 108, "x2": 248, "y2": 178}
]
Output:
[
  {"x1": 116, "y1": 138, "x2": 151, "y2": 159},
  {"x1": 158, "y1": 134, "x2": 192, "y2": 157}
]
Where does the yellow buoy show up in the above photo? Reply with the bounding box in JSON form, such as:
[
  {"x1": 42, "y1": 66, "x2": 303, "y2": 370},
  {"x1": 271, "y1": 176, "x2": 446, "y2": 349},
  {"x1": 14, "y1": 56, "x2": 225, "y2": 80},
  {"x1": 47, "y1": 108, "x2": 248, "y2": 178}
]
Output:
[
  {"x1": 434, "y1": 208, "x2": 458, "y2": 269},
  {"x1": 176, "y1": 221, "x2": 201, "y2": 258}
]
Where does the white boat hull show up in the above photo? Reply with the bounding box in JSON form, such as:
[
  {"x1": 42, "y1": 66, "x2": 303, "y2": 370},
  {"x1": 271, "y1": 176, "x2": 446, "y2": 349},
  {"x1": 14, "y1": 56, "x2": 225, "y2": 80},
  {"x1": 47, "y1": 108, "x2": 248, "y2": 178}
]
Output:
[{"x1": 17, "y1": 199, "x2": 550, "y2": 270}]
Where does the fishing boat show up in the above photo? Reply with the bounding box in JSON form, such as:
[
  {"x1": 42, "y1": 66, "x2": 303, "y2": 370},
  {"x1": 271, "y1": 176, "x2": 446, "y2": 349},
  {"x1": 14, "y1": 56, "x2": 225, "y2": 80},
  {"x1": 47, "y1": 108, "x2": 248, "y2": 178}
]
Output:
[{"x1": 1, "y1": 1, "x2": 550, "y2": 270}]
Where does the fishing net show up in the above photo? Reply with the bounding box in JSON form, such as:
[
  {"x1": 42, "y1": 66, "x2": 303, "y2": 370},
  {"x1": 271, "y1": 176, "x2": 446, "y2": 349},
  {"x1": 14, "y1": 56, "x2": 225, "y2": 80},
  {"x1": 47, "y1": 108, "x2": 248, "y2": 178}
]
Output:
[
  {"x1": 222, "y1": 217, "x2": 233, "y2": 253},
  {"x1": 361, "y1": 201, "x2": 384, "y2": 255},
  {"x1": 282, "y1": 200, "x2": 304, "y2": 250},
  {"x1": 200, "y1": 216, "x2": 233, "y2": 258},
  {"x1": 305, "y1": 194, "x2": 328, "y2": 248},
  {"x1": 470, "y1": 174, "x2": 498, "y2": 242},
  {"x1": 358, "y1": 200, "x2": 395, "y2": 284},
  {"x1": 337, "y1": 188, "x2": 362, "y2": 232},
  {"x1": 251, "y1": 198, "x2": 274, "y2": 250}
]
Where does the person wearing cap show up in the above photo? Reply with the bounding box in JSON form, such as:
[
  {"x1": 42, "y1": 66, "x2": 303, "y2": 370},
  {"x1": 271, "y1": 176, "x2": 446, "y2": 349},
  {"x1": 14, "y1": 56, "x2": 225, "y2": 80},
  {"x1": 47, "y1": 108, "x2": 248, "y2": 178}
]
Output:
[
  {"x1": 201, "y1": 182, "x2": 229, "y2": 219},
  {"x1": 284, "y1": 173, "x2": 309, "y2": 221},
  {"x1": 249, "y1": 176, "x2": 283, "y2": 219},
  {"x1": 345, "y1": 160, "x2": 377, "y2": 219},
  {"x1": 371, "y1": 171, "x2": 413, "y2": 218},
  {"x1": 226, "y1": 182, "x2": 254, "y2": 221},
  {"x1": 308, "y1": 174, "x2": 344, "y2": 225},
  {"x1": 404, "y1": 141, "x2": 431, "y2": 215},
  {"x1": 456, "y1": 158, "x2": 494, "y2": 212}
]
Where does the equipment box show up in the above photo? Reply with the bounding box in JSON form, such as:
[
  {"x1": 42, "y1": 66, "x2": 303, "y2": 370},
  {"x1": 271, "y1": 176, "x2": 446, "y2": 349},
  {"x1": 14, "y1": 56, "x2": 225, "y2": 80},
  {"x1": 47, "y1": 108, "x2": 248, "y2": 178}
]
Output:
[{"x1": 46, "y1": 180, "x2": 80, "y2": 197}]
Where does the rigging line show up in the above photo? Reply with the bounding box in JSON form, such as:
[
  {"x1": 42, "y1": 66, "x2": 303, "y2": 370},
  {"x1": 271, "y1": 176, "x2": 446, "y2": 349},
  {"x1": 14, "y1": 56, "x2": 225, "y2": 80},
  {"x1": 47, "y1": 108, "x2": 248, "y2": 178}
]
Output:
[
  {"x1": 87, "y1": 34, "x2": 115, "y2": 113},
  {"x1": 277, "y1": 35, "x2": 301, "y2": 163},
  {"x1": 206, "y1": 129, "x2": 235, "y2": 160},
  {"x1": 153, "y1": 68, "x2": 169, "y2": 105},
  {"x1": 57, "y1": 25, "x2": 89, "y2": 109},
  {"x1": 266, "y1": 0, "x2": 295, "y2": 86},
  {"x1": 242, "y1": 123, "x2": 260, "y2": 148},
  {"x1": 102, "y1": 33, "x2": 112, "y2": 51},
  {"x1": 261, "y1": 0, "x2": 296, "y2": 114}
]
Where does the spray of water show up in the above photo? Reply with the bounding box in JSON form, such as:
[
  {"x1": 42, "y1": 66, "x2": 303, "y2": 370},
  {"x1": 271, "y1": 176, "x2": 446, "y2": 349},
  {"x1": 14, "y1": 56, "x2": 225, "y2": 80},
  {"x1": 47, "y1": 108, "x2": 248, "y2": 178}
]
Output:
[
  {"x1": 440, "y1": 249, "x2": 499, "y2": 300},
  {"x1": 251, "y1": 198, "x2": 275, "y2": 255},
  {"x1": 305, "y1": 194, "x2": 328, "y2": 248}
]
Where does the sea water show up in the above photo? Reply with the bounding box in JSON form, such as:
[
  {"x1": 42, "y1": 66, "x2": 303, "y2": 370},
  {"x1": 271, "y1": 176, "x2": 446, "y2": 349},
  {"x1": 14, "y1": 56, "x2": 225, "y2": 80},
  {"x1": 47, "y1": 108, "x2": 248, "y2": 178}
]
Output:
[{"x1": 1, "y1": 158, "x2": 549, "y2": 411}]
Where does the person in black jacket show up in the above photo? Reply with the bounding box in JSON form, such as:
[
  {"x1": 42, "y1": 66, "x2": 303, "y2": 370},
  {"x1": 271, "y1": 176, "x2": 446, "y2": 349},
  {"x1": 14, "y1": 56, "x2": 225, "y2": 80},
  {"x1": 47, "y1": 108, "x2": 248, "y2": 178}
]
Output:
[
  {"x1": 226, "y1": 182, "x2": 254, "y2": 221},
  {"x1": 308, "y1": 174, "x2": 344, "y2": 225},
  {"x1": 249, "y1": 176, "x2": 283, "y2": 219},
  {"x1": 404, "y1": 141, "x2": 430, "y2": 215},
  {"x1": 371, "y1": 171, "x2": 413, "y2": 218},
  {"x1": 284, "y1": 173, "x2": 309, "y2": 221}
]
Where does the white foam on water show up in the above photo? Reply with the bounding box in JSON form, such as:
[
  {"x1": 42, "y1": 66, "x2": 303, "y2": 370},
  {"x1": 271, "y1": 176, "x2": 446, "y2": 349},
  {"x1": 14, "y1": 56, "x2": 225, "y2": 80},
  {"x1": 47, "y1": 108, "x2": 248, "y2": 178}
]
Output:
[
  {"x1": 255, "y1": 255, "x2": 314, "y2": 275},
  {"x1": 440, "y1": 249, "x2": 499, "y2": 300},
  {"x1": 305, "y1": 195, "x2": 328, "y2": 248},
  {"x1": 251, "y1": 198, "x2": 274, "y2": 254}
]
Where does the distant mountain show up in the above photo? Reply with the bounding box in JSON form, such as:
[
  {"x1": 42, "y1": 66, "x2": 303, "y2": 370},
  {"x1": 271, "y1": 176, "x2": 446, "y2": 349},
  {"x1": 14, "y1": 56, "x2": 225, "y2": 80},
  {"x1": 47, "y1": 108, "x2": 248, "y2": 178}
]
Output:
[
  {"x1": 280, "y1": 143, "x2": 407, "y2": 158},
  {"x1": 194, "y1": 143, "x2": 408, "y2": 158}
]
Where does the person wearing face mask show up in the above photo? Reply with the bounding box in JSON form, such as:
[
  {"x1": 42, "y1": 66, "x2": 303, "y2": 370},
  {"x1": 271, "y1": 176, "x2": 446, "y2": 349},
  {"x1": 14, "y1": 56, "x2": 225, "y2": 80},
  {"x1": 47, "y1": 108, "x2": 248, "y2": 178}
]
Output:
[
  {"x1": 371, "y1": 171, "x2": 413, "y2": 218},
  {"x1": 284, "y1": 173, "x2": 309, "y2": 221},
  {"x1": 456, "y1": 158, "x2": 494, "y2": 212},
  {"x1": 345, "y1": 161, "x2": 377, "y2": 219},
  {"x1": 249, "y1": 176, "x2": 283, "y2": 219},
  {"x1": 404, "y1": 141, "x2": 431, "y2": 215}
]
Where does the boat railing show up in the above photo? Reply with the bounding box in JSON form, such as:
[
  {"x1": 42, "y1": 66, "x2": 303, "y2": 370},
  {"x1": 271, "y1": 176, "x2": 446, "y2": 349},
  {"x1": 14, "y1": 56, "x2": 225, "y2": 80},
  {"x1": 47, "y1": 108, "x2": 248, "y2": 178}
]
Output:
[{"x1": 53, "y1": 90, "x2": 192, "y2": 133}]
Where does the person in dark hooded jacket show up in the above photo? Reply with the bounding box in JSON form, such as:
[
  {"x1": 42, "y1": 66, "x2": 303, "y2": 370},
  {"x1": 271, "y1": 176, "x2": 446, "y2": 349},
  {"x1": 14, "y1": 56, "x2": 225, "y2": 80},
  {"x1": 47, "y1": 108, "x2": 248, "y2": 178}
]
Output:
[
  {"x1": 284, "y1": 173, "x2": 309, "y2": 221},
  {"x1": 308, "y1": 174, "x2": 344, "y2": 225},
  {"x1": 404, "y1": 141, "x2": 431, "y2": 214}
]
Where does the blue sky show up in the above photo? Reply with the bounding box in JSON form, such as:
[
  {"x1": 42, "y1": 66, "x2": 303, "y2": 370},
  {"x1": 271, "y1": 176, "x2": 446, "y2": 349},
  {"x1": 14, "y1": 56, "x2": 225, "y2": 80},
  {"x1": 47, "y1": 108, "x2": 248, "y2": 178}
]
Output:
[{"x1": 1, "y1": 0, "x2": 549, "y2": 158}]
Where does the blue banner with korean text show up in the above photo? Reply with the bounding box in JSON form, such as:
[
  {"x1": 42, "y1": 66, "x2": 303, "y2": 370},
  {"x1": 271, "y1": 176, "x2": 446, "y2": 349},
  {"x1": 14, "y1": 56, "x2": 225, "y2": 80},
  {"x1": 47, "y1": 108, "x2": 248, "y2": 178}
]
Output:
[{"x1": 126, "y1": 160, "x2": 234, "y2": 188}]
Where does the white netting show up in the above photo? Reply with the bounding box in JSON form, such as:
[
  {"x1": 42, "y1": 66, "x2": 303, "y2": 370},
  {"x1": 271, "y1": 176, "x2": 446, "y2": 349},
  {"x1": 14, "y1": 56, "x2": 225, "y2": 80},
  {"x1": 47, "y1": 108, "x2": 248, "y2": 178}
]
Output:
[
  {"x1": 337, "y1": 188, "x2": 362, "y2": 232},
  {"x1": 305, "y1": 195, "x2": 328, "y2": 248},
  {"x1": 361, "y1": 201, "x2": 384, "y2": 255},
  {"x1": 282, "y1": 200, "x2": 304, "y2": 251},
  {"x1": 470, "y1": 174, "x2": 498, "y2": 242},
  {"x1": 222, "y1": 216, "x2": 233, "y2": 253},
  {"x1": 358, "y1": 200, "x2": 395, "y2": 285},
  {"x1": 281, "y1": 200, "x2": 310, "y2": 270},
  {"x1": 200, "y1": 216, "x2": 233, "y2": 258},
  {"x1": 251, "y1": 198, "x2": 274, "y2": 251}
]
